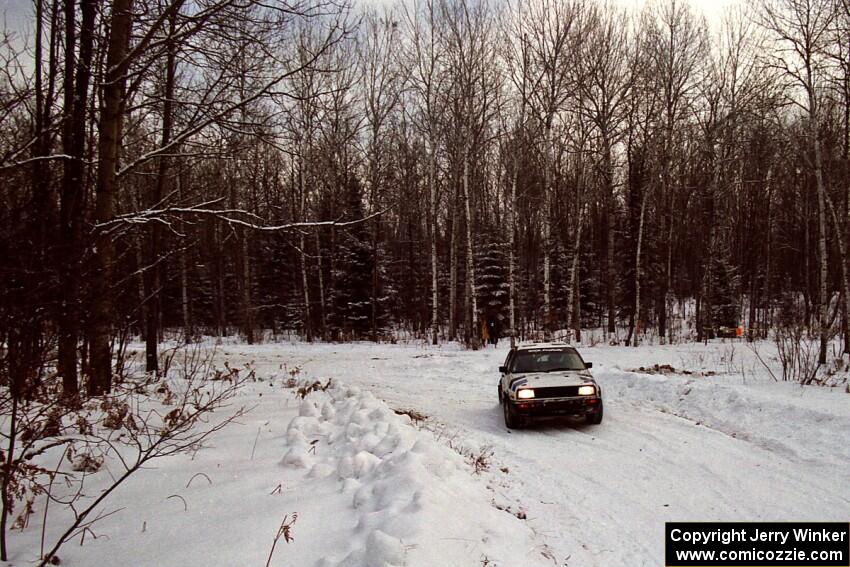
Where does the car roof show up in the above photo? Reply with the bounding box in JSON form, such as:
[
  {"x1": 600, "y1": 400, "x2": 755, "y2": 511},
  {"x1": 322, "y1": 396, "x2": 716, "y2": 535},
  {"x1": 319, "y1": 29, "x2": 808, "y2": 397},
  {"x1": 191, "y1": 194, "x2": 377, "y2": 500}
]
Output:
[{"x1": 514, "y1": 342, "x2": 577, "y2": 352}]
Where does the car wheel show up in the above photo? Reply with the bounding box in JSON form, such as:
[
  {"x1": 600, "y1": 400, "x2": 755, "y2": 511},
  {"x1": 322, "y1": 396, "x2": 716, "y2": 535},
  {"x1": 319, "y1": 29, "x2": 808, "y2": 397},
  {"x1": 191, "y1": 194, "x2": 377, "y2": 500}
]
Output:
[
  {"x1": 586, "y1": 402, "x2": 603, "y2": 425},
  {"x1": 498, "y1": 385, "x2": 503, "y2": 403},
  {"x1": 503, "y1": 399, "x2": 521, "y2": 429}
]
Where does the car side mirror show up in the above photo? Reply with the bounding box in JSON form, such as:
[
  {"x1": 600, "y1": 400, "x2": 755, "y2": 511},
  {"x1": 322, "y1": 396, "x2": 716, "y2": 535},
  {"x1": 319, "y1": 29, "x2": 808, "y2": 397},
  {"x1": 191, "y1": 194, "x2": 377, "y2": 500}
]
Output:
[
  {"x1": 585, "y1": 362, "x2": 593, "y2": 369},
  {"x1": 499, "y1": 365, "x2": 507, "y2": 373}
]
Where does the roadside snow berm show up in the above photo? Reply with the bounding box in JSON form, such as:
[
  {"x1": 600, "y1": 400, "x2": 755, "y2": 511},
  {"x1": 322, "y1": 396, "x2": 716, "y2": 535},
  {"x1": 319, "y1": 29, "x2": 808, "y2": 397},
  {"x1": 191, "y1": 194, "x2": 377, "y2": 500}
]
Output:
[{"x1": 281, "y1": 379, "x2": 549, "y2": 567}]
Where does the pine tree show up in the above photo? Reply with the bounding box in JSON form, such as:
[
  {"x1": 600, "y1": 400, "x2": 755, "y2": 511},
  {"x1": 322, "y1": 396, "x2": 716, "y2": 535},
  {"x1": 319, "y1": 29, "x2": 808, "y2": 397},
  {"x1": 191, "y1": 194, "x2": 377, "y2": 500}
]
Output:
[
  {"x1": 330, "y1": 176, "x2": 377, "y2": 339},
  {"x1": 709, "y1": 237, "x2": 740, "y2": 330},
  {"x1": 476, "y1": 231, "x2": 509, "y2": 343}
]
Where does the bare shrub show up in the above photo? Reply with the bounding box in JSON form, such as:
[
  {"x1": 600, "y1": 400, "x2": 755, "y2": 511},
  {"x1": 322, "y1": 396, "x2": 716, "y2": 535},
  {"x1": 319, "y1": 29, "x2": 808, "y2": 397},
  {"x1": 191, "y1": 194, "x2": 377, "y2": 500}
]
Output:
[
  {"x1": 445, "y1": 439, "x2": 493, "y2": 475},
  {"x1": 0, "y1": 344, "x2": 249, "y2": 567},
  {"x1": 36, "y1": 365, "x2": 248, "y2": 566},
  {"x1": 774, "y1": 323, "x2": 821, "y2": 384}
]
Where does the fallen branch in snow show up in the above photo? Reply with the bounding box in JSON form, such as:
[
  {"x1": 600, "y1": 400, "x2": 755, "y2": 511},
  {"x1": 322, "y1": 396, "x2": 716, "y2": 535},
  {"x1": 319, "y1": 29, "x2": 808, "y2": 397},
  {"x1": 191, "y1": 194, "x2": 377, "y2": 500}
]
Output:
[
  {"x1": 264, "y1": 514, "x2": 297, "y2": 567},
  {"x1": 250, "y1": 427, "x2": 261, "y2": 460},
  {"x1": 492, "y1": 501, "x2": 526, "y2": 520},
  {"x1": 166, "y1": 494, "x2": 188, "y2": 512},
  {"x1": 186, "y1": 472, "x2": 213, "y2": 488}
]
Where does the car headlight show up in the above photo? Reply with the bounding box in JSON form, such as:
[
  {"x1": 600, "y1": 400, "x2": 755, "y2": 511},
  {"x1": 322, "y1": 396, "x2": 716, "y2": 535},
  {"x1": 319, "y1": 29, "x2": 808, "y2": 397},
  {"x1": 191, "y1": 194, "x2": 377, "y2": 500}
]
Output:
[
  {"x1": 578, "y1": 385, "x2": 596, "y2": 396},
  {"x1": 517, "y1": 388, "x2": 535, "y2": 399}
]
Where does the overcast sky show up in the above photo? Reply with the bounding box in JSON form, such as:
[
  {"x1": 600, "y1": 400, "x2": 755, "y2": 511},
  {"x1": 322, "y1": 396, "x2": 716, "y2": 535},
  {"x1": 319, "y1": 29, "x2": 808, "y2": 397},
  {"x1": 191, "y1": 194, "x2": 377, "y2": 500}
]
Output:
[
  {"x1": 2, "y1": 0, "x2": 742, "y2": 34},
  {"x1": 2, "y1": 0, "x2": 29, "y2": 37},
  {"x1": 2, "y1": 0, "x2": 741, "y2": 59},
  {"x1": 622, "y1": 0, "x2": 742, "y2": 26}
]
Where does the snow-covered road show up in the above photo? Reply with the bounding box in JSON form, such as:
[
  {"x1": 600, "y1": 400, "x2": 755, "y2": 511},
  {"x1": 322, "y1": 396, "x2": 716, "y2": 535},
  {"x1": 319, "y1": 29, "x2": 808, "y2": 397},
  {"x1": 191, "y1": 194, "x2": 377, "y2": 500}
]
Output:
[
  {"x1": 232, "y1": 341, "x2": 850, "y2": 567},
  {"x1": 11, "y1": 340, "x2": 847, "y2": 567}
]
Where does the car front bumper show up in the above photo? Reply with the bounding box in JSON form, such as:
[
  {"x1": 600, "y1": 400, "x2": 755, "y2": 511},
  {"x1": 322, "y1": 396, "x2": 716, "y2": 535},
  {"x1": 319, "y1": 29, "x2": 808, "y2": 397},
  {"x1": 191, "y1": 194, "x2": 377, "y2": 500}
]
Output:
[{"x1": 510, "y1": 396, "x2": 601, "y2": 417}]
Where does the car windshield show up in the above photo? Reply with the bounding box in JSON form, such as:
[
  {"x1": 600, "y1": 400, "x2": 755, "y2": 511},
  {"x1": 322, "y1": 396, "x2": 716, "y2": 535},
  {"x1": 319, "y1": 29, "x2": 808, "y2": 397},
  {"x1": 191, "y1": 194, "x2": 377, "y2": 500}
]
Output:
[{"x1": 511, "y1": 350, "x2": 585, "y2": 373}]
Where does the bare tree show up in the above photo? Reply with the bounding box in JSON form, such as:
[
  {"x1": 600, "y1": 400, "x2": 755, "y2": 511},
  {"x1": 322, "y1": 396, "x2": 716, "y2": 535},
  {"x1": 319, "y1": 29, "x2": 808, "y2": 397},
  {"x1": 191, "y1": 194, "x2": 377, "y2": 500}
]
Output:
[
  {"x1": 578, "y1": 2, "x2": 633, "y2": 339},
  {"x1": 645, "y1": 0, "x2": 708, "y2": 343},
  {"x1": 442, "y1": 0, "x2": 500, "y2": 346},
  {"x1": 761, "y1": 0, "x2": 839, "y2": 363},
  {"x1": 360, "y1": 8, "x2": 403, "y2": 341},
  {"x1": 57, "y1": 0, "x2": 96, "y2": 398},
  {"x1": 520, "y1": 0, "x2": 586, "y2": 338},
  {"x1": 500, "y1": 1, "x2": 534, "y2": 345},
  {"x1": 402, "y1": 0, "x2": 447, "y2": 345}
]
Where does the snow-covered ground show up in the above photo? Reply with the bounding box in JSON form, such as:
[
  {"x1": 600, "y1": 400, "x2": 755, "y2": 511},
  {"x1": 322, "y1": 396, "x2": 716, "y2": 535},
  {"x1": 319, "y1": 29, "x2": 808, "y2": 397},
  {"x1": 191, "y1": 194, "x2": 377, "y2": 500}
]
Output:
[{"x1": 6, "y1": 340, "x2": 849, "y2": 566}]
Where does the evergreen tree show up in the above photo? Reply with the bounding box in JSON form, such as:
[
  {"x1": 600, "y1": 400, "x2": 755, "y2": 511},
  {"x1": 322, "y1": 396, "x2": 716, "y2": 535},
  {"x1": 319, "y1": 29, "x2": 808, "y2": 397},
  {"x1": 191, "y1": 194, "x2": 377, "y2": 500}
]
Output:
[
  {"x1": 476, "y1": 232, "x2": 509, "y2": 342},
  {"x1": 709, "y1": 237, "x2": 740, "y2": 330},
  {"x1": 330, "y1": 176, "x2": 376, "y2": 339}
]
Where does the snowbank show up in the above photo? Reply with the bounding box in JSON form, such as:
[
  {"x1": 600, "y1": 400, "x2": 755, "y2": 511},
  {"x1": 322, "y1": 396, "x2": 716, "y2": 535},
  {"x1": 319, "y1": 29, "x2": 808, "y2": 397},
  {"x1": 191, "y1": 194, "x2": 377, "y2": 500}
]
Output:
[
  {"x1": 4, "y1": 371, "x2": 548, "y2": 567},
  {"x1": 594, "y1": 365, "x2": 850, "y2": 466},
  {"x1": 282, "y1": 381, "x2": 548, "y2": 567}
]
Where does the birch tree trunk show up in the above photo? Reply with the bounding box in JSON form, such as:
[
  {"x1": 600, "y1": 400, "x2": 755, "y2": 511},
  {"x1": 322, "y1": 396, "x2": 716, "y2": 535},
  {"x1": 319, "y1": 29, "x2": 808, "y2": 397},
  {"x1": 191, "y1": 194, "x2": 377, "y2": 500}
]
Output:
[
  {"x1": 449, "y1": 182, "x2": 458, "y2": 340},
  {"x1": 844, "y1": 68, "x2": 850, "y2": 354},
  {"x1": 567, "y1": 206, "x2": 585, "y2": 344},
  {"x1": 315, "y1": 229, "x2": 326, "y2": 340},
  {"x1": 299, "y1": 158, "x2": 312, "y2": 341},
  {"x1": 702, "y1": 227, "x2": 715, "y2": 339},
  {"x1": 241, "y1": 225, "x2": 254, "y2": 344},
  {"x1": 811, "y1": 91, "x2": 829, "y2": 364},
  {"x1": 764, "y1": 170, "x2": 773, "y2": 339},
  {"x1": 462, "y1": 146, "x2": 478, "y2": 347},
  {"x1": 430, "y1": 142, "x2": 439, "y2": 345},
  {"x1": 603, "y1": 135, "x2": 616, "y2": 337},
  {"x1": 179, "y1": 173, "x2": 192, "y2": 340},
  {"x1": 369, "y1": 143, "x2": 379, "y2": 342},
  {"x1": 542, "y1": 119, "x2": 553, "y2": 339},
  {"x1": 633, "y1": 190, "x2": 649, "y2": 347},
  {"x1": 508, "y1": 157, "x2": 518, "y2": 348}
]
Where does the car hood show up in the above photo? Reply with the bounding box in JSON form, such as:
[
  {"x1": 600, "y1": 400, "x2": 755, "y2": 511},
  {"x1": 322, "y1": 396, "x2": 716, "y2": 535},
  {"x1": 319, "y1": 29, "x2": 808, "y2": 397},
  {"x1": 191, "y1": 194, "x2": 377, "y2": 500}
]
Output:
[{"x1": 510, "y1": 371, "x2": 593, "y2": 389}]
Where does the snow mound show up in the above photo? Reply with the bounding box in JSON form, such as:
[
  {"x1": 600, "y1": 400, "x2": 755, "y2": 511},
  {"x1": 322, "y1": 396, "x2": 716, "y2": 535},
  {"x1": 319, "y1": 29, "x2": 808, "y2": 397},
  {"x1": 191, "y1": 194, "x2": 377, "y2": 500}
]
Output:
[
  {"x1": 282, "y1": 380, "x2": 548, "y2": 567},
  {"x1": 595, "y1": 366, "x2": 850, "y2": 465}
]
